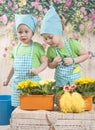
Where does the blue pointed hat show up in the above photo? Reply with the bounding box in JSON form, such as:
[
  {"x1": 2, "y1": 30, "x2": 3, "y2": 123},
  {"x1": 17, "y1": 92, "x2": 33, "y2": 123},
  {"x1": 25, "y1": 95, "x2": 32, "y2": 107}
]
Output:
[
  {"x1": 15, "y1": 14, "x2": 38, "y2": 32},
  {"x1": 40, "y1": 6, "x2": 63, "y2": 36}
]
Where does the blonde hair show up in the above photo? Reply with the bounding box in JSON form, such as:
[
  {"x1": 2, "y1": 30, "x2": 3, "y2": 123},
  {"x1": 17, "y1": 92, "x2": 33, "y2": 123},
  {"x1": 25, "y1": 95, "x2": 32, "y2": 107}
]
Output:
[{"x1": 59, "y1": 14, "x2": 65, "y2": 30}]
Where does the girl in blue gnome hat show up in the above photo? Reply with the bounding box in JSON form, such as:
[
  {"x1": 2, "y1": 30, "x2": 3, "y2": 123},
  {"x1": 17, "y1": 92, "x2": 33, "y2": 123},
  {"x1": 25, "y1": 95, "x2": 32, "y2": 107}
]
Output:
[
  {"x1": 40, "y1": 6, "x2": 89, "y2": 87},
  {"x1": 3, "y1": 14, "x2": 48, "y2": 107}
]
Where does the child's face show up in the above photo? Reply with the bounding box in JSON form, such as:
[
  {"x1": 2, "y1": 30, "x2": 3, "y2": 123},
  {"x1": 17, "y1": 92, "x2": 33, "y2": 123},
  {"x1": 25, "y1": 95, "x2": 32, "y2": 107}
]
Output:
[
  {"x1": 42, "y1": 34, "x2": 62, "y2": 47},
  {"x1": 17, "y1": 24, "x2": 33, "y2": 44}
]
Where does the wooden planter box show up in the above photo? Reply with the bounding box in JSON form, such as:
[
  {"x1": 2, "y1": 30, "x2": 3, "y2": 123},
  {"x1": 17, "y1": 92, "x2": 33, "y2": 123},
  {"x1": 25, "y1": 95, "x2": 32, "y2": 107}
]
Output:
[{"x1": 19, "y1": 94, "x2": 54, "y2": 110}]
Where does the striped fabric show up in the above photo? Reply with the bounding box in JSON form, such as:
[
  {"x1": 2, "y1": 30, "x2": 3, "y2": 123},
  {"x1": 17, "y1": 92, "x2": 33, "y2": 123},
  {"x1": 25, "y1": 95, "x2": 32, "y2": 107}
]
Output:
[
  {"x1": 12, "y1": 42, "x2": 41, "y2": 107},
  {"x1": 54, "y1": 39, "x2": 81, "y2": 86}
]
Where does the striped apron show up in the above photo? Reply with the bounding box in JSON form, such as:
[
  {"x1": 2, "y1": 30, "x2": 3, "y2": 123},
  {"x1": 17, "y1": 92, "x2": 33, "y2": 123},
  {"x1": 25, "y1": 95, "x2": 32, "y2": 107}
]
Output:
[
  {"x1": 11, "y1": 42, "x2": 41, "y2": 107},
  {"x1": 54, "y1": 39, "x2": 81, "y2": 86}
]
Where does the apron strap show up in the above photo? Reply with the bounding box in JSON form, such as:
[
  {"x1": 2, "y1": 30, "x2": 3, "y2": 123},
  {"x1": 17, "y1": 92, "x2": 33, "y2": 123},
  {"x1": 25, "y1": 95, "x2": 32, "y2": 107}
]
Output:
[
  {"x1": 64, "y1": 38, "x2": 73, "y2": 58},
  {"x1": 55, "y1": 38, "x2": 75, "y2": 63},
  {"x1": 16, "y1": 43, "x2": 21, "y2": 56},
  {"x1": 16, "y1": 41, "x2": 33, "y2": 57}
]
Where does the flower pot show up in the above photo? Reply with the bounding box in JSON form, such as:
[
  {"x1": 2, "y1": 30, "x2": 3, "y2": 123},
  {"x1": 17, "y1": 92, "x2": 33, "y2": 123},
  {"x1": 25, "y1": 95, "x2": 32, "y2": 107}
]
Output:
[
  {"x1": 82, "y1": 95, "x2": 93, "y2": 111},
  {"x1": 57, "y1": 96, "x2": 61, "y2": 110},
  {"x1": 58, "y1": 95, "x2": 93, "y2": 111},
  {"x1": 19, "y1": 94, "x2": 54, "y2": 110}
]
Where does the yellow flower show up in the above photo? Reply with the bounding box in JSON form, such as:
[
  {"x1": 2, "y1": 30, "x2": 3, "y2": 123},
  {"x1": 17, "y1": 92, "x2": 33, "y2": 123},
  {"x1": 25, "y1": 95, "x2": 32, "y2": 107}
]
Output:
[
  {"x1": 76, "y1": 10, "x2": 80, "y2": 16},
  {"x1": 16, "y1": 79, "x2": 56, "y2": 95},
  {"x1": 74, "y1": 78, "x2": 95, "y2": 96},
  {"x1": 18, "y1": 0, "x2": 26, "y2": 7},
  {"x1": 80, "y1": 14, "x2": 84, "y2": 19}
]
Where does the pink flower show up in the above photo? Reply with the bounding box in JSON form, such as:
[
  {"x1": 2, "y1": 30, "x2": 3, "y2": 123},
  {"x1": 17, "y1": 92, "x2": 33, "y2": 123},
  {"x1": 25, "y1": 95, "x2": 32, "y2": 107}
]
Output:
[
  {"x1": 44, "y1": 8, "x2": 48, "y2": 13},
  {"x1": 80, "y1": 7, "x2": 85, "y2": 14},
  {"x1": 66, "y1": 0, "x2": 72, "y2": 7},
  {"x1": 2, "y1": 15, "x2": 8, "y2": 24},
  {"x1": 63, "y1": 6, "x2": 68, "y2": 12},
  {"x1": 37, "y1": 5, "x2": 42, "y2": 11},
  {"x1": 84, "y1": 16, "x2": 88, "y2": 21},
  {"x1": 69, "y1": 84, "x2": 76, "y2": 91},
  {"x1": 64, "y1": 85, "x2": 70, "y2": 91},
  {"x1": 11, "y1": 41, "x2": 16, "y2": 46},
  {"x1": 4, "y1": 48, "x2": 8, "y2": 51},
  {"x1": 8, "y1": 1, "x2": 12, "y2": 7},
  {"x1": 77, "y1": 2, "x2": 83, "y2": 7},
  {"x1": 71, "y1": 33, "x2": 79, "y2": 39},
  {"x1": 35, "y1": 16, "x2": 39, "y2": 19},
  {"x1": 0, "y1": 16, "x2": 3, "y2": 22},
  {"x1": 3, "y1": 53, "x2": 7, "y2": 58},
  {"x1": 31, "y1": 1, "x2": 42, "y2": 11},
  {"x1": 90, "y1": 9, "x2": 95, "y2": 13},
  {"x1": 84, "y1": 0, "x2": 88, "y2": 2},
  {"x1": 12, "y1": 8, "x2": 16, "y2": 12},
  {"x1": 79, "y1": 24, "x2": 85, "y2": 31},
  {"x1": 87, "y1": 21, "x2": 93, "y2": 31},
  {"x1": 31, "y1": 1, "x2": 39, "y2": 8},
  {"x1": 7, "y1": 21, "x2": 15, "y2": 30},
  {"x1": 0, "y1": 0, "x2": 4, "y2": 3},
  {"x1": 91, "y1": 14, "x2": 95, "y2": 22},
  {"x1": 54, "y1": 0, "x2": 61, "y2": 3}
]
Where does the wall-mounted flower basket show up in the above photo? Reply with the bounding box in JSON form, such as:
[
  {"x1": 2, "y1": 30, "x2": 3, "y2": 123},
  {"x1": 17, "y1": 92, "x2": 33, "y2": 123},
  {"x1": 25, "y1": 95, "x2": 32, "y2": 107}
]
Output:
[{"x1": 19, "y1": 94, "x2": 54, "y2": 110}]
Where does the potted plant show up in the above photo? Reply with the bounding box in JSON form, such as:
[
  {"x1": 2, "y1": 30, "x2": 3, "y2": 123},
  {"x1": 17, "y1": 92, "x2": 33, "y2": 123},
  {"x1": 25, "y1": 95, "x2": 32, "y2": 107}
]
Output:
[
  {"x1": 56, "y1": 83, "x2": 86, "y2": 113},
  {"x1": 74, "y1": 78, "x2": 95, "y2": 110},
  {"x1": 16, "y1": 79, "x2": 56, "y2": 110}
]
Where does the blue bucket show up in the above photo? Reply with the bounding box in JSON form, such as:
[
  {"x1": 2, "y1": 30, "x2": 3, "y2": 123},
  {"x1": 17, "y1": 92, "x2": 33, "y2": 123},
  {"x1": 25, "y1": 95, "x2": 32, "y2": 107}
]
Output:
[{"x1": 0, "y1": 95, "x2": 14, "y2": 125}]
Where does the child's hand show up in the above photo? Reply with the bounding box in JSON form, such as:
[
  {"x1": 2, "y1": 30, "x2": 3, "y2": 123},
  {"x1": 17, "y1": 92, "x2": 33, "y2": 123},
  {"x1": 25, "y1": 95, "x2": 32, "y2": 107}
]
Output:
[
  {"x1": 29, "y1": 68, "x2": 39, "y2": 75},
  {"x1": 63, "y1": 57, "x2": 74, "y2": 65},
  {"x1": 53, "y1": 55, "x2": 62, "y2": 66},
  {"x1": 3, "y1": 79, "x2": 9, "y2": 86}
]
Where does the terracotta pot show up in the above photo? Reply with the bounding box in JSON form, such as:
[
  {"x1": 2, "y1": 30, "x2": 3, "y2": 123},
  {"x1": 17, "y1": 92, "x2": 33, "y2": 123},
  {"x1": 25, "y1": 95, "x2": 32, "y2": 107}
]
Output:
[
  {"x1": 57, "y1": 96, "x2": 61, "y2": 110},
  {"x1": 19, "y1": 94, "x2": 54, "y2": 110},
  {"x1": 82, "y1": 95, "x2": 93, "y2": 111}
]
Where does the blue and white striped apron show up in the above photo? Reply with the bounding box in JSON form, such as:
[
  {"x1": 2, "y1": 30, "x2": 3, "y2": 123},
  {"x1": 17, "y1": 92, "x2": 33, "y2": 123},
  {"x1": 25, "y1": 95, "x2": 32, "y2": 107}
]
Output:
[
  {"x1": 54, "y1": 39, "x2": 81, "y2": 86},
  {"x1": 11, "y1": 42, "x2": 41, "y2": 107}
]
